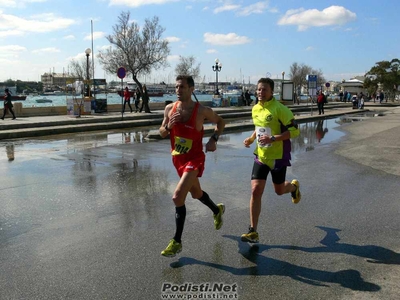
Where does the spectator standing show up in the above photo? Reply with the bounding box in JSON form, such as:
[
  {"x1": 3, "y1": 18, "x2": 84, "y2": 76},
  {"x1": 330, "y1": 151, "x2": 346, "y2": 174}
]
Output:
[
  {"x1": 379, "y1": 91, "x2": 384, "y2": 104},
  {"x1": 134, "y1": 87, "x2": 141, "y2": 112},
  {"x1": 139, "y1": 84, "x2": 151, "y2": 113},
  {"x1": 317, "y1": 90, "x2": 325, "y2": 115},
  {"x1": 244, "y1": 89, "x2": 251, "y2": 106}
]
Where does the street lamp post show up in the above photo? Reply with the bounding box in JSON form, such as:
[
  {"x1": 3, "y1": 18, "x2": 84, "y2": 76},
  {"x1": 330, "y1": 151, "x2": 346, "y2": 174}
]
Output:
[
  {"x1": 85, "y1": 48, "x2": 91, "y2": 97},
  {"x1": 281, "y1": 71, "x2": 285, "y2": 100},
  {"x1": 212, "y1": 59, "x2": 222, "y2": 95}
]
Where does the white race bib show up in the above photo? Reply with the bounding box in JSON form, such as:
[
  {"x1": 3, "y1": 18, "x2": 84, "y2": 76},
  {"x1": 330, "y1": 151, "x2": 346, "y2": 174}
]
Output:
[{"x1": 256, "y1": 126, "x2": 272, "y2": 148}]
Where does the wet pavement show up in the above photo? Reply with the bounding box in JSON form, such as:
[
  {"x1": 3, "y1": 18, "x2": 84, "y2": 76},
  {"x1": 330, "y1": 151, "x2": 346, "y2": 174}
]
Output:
[{"x1": 1, "y1": 104, "x2": 400, "y2": 299}]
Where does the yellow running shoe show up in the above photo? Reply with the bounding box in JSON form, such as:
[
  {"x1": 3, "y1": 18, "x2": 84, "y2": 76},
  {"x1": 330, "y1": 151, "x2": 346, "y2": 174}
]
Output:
[
  {"x1": 241, "y1": 227, "x2": 259, "y2": 243},
  {"x1": 214, "y1": 203, "x2": 225, "y2": 230},
  {"x1": 161, "y1": 239, "x2": 182, "y2": 257},
  {"x1": 291, "y1": 179, "x2": 301, "y2": 204}
]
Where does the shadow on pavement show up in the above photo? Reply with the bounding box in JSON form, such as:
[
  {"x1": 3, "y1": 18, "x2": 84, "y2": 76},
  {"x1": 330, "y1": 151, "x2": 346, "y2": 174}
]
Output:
[{"x1": 168, "y1": 226, "x2": 394, "y2": 292}]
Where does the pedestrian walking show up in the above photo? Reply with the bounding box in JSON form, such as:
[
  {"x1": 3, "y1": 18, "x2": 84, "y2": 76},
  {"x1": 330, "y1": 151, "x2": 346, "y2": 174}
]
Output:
[
  {"x1": 122, "y1": 87, "x2": 133, "y2": 113},
  {"x1": 159, "y1": 75, "x2": 226, "y2": 257},
  {"x1": 1, "y1": 88, "x2": 16, "y2": 120},
  {"x1": 240, "y1": 77, "x2": 301, "y2": 244}
]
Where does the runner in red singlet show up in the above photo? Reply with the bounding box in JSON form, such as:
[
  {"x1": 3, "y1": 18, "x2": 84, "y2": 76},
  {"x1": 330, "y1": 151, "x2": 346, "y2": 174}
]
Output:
[{"x1": 159, "y1": 75, "x2": 225, "y2": 257}]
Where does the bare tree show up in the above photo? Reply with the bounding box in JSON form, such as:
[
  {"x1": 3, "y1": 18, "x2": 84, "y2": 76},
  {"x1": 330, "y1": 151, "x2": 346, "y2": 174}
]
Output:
[
  {"x1": 69, "y1": 59, "x2": 92, "y2": 80},
  {"x1": 289, "y1": 62, "x2": 326, "y2": 94},
  {"x1": 174, "y1": 55, "x2": 201, "y2": 81},
  {"x1": 98, "y1": 11, "x2": 170, "y2": 94}
]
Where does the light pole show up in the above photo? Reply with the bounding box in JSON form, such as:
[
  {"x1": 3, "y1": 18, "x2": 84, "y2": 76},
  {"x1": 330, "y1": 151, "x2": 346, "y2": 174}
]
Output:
[
  {"x1": 85, "y1": 48, "x2": 91, "y2": 97},
  {"x1": 281, "y1": 71, "x2": 285, "y2": 100},
  {"x1": 212, "y1": 58, "x2": 222, "y2": 95}
]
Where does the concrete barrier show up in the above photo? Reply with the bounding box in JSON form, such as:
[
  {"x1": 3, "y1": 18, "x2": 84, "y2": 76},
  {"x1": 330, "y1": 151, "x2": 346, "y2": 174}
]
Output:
[{"x1": 2, "y1": 101, "x2": 167, "y2": 117}]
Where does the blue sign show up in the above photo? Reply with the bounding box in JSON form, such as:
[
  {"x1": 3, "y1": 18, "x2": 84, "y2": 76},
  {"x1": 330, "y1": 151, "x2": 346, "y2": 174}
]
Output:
[
  {"x1": 117, "y1": 67, "x2": 126, "y2": 79},
  {"x1": 308, "y1": 75, "x2": 317, "y2": 89}
]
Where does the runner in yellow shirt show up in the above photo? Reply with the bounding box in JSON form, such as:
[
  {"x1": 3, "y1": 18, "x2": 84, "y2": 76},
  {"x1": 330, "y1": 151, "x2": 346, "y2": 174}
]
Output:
[{"x1": 241, "y1": 78, "x2": 301, "y2": 243}]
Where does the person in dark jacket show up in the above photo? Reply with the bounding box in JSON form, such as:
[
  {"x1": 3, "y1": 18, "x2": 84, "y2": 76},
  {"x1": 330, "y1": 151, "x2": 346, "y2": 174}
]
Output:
[
  {"x1": 134, "y1": 87, "x2": 140, "y2": 112},
  {"x1": 1, "y1": 88, "x2": 16, "y2": 120},
  {"x1": 139, "y1": 84, "x2": 151, "y2": 113}
]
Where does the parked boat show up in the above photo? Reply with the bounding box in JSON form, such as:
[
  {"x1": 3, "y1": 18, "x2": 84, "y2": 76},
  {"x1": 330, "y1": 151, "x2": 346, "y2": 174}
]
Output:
[
  {"x1": 1, "y1": 95, "x2": 27, "y2": 101},
  {"x1": 1, "y1": 86, "x2": 27, "y2": 100},
  {"x1": 35, "y1": 98, "x2": 53, "y2": 103},
  {"x1": 222, "y1": 85, "x2": 243, "y2": 97}
]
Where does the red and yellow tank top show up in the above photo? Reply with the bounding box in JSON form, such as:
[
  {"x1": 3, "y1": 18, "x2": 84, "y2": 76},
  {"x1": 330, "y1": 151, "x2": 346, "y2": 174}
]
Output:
[{"x1": 169, "y1": 101, "x2": 204, "y2": 156}]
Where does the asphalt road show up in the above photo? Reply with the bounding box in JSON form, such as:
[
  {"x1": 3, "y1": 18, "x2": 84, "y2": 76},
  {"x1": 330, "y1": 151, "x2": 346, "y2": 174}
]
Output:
[{"x1": 0, "y1": 105, "x2": 399, "y2": 300}]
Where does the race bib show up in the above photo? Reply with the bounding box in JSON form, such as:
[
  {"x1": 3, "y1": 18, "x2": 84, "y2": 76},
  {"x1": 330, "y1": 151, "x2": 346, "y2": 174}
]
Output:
[
  {"x1": 256, "y1": 126, "x2": 272, "y2": 148},
  {"x1": 172, "y1": 136, "x2": 193, "y2": 155}
]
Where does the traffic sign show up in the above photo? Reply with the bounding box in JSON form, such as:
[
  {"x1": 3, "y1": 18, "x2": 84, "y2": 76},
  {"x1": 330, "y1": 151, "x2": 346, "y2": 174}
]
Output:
[
  {"x1": 117, "y1": 67, "x2": 126, "y2": 79},
  {"x1": 325, "y1": 82, "x2": 330, "y2": 88},
  {"x1": 308, "y1": 75, "x2": 317, "y2": 89}
]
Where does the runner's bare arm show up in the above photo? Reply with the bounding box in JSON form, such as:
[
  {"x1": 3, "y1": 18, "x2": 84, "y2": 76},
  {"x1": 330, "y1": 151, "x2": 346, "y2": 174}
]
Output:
[
  {"x1": 203, "y1": 107, "x2": 225, "y2": 152},
  {"x1": 159, "y1": 104, "x2": 173, "y2": 138},
  {"x1": 244, "y1": 131, "x2": 256, "y2": 148}
]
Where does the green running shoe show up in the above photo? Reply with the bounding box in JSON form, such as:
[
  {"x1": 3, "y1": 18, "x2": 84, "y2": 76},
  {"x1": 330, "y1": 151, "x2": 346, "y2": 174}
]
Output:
[
  {"x1": 161, "y1": 239, "x2": 182, "y2": 257},
  {"x1": 291, "y1": 179, "x2": 301, "y2": 204},
  {"x1": 214, "y1": 203, "x2": 225, "y2": 230},
  {"x1": 241, "y1": 227, "x2": 259, "y2": 243}
]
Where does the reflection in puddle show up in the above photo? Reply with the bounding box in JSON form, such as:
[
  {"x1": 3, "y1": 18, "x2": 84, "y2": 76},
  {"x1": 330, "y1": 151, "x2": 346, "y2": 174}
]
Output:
[
  {"x1": 0, "y1": 111, "x2": 385, "y2": 162},
  {"x1": 221, "y1": 112, "x2": 383, "y2": 155}
]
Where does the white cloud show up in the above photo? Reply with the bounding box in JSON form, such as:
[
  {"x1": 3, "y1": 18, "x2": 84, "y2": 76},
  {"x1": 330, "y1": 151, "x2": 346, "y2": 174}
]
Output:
[
  {"x1": 165, "y1": 36, "x2": 180, "y2": 42},
  {"x1": 84, "y1": 31, "x2": 105, "y2": 40},
  {"x1": 32, "y1": 47, "x2": 60, "y2": 54},
  {"x1": 204, "y1": 32, "x2": 251, "y2": 45},
  {"x1": 109, "y1": 0, "x2": 179, "y2": 7},
  {"x1": 167, "y1": 55, "x2": 180, "y2": 62},
  {"x1": 305, "y1": 46, "x2": 314, "y2": 51},
  {"x1": 207, "y1": 49, "x2": 217, "y2": 54},
  {"x1": 214, "y1": 4, "x2": 240, "y2": 14},
  {"x1": 0, "y1": 30, "x2": 24, "y2": 37},
  {"x1": 0, "y1": 0, "x2": 47, "y2": 8},
  {"x1": 278, "y1": 6, "x2": 356, "y2": 31},
  {"x1": 0, "y1": 12, "x2": 76, "y2": 36},
  {"x1": 237, "y1": 1, "x2": 271, "y2": 16},
  {"x1": 0, "y1": 45, "x2": 26, "y2": 57},
  {"x1": 63, "y1": 35, "x2": 75, "y2": 40}
]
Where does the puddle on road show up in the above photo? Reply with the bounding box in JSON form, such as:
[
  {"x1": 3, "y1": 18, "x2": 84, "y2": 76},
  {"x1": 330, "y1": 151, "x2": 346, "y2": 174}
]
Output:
[{"x1": 0, "y1": 112, "x2": 384, "y2": 161}]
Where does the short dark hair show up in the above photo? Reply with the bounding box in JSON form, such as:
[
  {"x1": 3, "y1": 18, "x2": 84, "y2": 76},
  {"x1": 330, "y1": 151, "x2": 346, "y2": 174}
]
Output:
[
  {"x1": 257, "y1": 78, "x2": 274, "y2": 92},
  {"x1": 176, "y1": 75, "x2": 195, "y2": 87}
]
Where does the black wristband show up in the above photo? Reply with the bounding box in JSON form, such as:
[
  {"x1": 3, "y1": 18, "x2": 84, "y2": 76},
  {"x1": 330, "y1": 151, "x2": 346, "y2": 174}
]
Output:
[
  {"x1": 164, "y1": 124, "x2": 170, "y2": 132},
  {"x1": 211, "y1": 133, "x2": 219, "y2": 142}
]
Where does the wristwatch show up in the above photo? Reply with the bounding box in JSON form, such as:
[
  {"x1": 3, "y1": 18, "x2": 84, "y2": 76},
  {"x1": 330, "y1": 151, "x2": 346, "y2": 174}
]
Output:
[
  {"x1": 211, "y1": 133, "x2": 219, "y2": 142},
  {"x1": 270, "y1": 135, "x2": 276, "y2": 142},
  {"x1": 164, "y1": 124, "x2": 170, "y2": 132}
]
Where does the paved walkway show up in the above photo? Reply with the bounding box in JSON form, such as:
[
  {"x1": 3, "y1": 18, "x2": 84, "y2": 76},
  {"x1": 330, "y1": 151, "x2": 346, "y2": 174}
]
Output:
[{"x1": 0, "y1": 102, "x2": 398, "y2": 140}]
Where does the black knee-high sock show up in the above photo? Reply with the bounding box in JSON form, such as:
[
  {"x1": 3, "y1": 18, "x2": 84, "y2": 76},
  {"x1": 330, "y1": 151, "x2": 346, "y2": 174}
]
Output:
[
  {"x1": 198, "y1": 191, "x2": 219, "y2": 215},
  {"x1": 173, "y1": 205, "x2": 186, "y2": 243}
]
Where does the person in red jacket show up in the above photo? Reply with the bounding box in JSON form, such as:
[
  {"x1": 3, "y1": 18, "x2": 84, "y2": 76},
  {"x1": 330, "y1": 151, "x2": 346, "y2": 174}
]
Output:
[
  {"x1": 317, "y1": 90, "x2": 325, "y2": 115},
  {"x1": 122, "y1": 87, "x2": 133, "y2": 113},
  {"x1": 159, "y1": 75, "x2": 225, "y2": 257}
]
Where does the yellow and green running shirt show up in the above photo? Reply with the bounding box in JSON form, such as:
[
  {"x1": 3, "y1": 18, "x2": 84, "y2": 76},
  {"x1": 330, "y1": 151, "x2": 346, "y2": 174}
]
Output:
[{"x1": 252, "y1": 98, "x2": 299, "y2": 165}]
